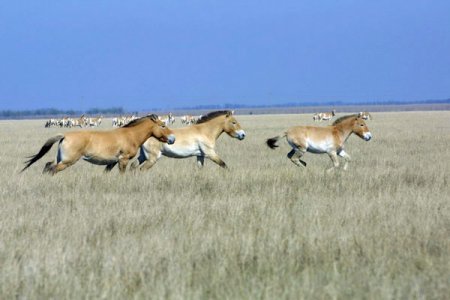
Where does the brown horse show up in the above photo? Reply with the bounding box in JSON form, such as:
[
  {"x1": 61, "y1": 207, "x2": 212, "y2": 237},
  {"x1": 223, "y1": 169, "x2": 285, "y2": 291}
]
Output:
[
  {"x1": 131, "y1": 110, "x2": 245, "y2": 170},
  {"x1": 266, "y1": 114, "x2": 371, "y2": 172},
  {"x1": 22, "y1": 114, "x2": 175, "y2": 174}
]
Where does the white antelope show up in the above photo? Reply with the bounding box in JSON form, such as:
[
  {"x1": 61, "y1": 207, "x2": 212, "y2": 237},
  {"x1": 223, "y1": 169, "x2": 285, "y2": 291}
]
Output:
[
  {"x1": 87, "y1": 116, "x2": 103, "y2": 127},
  {"x1": 358, "y1": 111, "x2": 372, "y2": 120},
  {"x1": 158, "y1": 112, "x2": 175, "y2": 125},
  {"x1": 313, "y1": 109, "x2": 336, "y2": 121}
]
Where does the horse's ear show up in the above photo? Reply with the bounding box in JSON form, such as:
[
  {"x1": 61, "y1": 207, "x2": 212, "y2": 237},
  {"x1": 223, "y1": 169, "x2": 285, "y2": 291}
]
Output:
[
  {"x1": 149, "y1": 114, "x2": 159, "y2": 121},
  {"x1": 226, "y1": 111, "x2": 232, "y2": 117}
]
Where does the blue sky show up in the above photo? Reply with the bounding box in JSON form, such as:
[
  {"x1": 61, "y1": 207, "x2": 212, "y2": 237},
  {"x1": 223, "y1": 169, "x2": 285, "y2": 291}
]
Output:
[{"x1": 1, "y1": 1, "x2": 449, "y2": 111}]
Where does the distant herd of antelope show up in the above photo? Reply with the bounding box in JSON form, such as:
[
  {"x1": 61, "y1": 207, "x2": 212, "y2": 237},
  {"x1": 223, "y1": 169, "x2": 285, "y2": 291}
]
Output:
[
  {"x1": 45, "y1": 113, "x2": 204, "y2": 128},
  {"x1": 45, "y1": 115, "x2": 103, "y2": 128},
  {"x1": 23, "y1": 110, "x2": 373, "y2": 175}
]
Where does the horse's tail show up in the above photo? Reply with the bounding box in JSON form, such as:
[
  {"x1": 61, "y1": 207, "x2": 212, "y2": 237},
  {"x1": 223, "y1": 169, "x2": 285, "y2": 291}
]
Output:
[
  {"x1": 21, "y1": 134, "x2": 65, "y2": 172},
  {"x1": 266, "y1": 133, "x2": 286, "y2": 149}
]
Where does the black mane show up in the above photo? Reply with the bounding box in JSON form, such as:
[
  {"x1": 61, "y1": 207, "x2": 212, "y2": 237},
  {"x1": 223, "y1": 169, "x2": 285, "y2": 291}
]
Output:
[
  {"x1": 332, "y1": 114, "x2": 359, "y2": 125},
  {"x1": 122, "y1": 114, "x2": 159, "y2": 128},
  {"x1": 196, "y1": 110, "x2": 232, "y2": 124}
]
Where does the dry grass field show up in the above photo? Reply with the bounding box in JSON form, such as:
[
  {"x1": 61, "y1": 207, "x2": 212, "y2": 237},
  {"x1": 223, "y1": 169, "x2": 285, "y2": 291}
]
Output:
[{"x1": 0, "y1": 111, "x2": 449, "y2": 299}]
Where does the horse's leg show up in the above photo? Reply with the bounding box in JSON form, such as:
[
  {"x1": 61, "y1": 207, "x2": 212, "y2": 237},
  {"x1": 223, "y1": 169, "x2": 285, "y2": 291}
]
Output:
[
  {"x1": 139, "y1": 150, "x2": 161, "y2": 171},
  {"x1": 43, "y1": 161, "x2": 55, "y2": 173},
  {"x1": 104, "y1": 162, "x2": 118, "y2": 173},
  {"x1": 205, "y1": 151, "x2": 227, "y2": 169},
  {"x1": 326, "y1": 151, "x2": 339, "y2": 173},
  {"x1": 118, "y1": 158, "x2": 130, "y2": 174},
  {"x1": 130, "y1": 147, "x2": 148, "y2": 170},
  {"x1": 47, "y1": 159, "x2": 78, "y2": 175},
  {"x1": 287, "y1": 148, "x2": 307, "y2": 167},
  {"x1": 139, "y1": 156, "x2": 158, "y2": 171},
  {"x1": 45, "y1": 144, "x2": 80, "y2": 175},
  {"x1": 196, "y1": 155, "x2": 205, "y2": 168},
  {"x1": 338, "y1": 150, "x2": 351, "y2": 170}
]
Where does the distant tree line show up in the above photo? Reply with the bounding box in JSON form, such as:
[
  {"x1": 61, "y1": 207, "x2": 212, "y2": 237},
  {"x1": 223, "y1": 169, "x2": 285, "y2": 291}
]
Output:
[
  {"x1": 0, "y1": 107, "x2": 125, "y2": 119},
  {"x1": 180, "y1": 98, "x2": 450, "y2": 110}
]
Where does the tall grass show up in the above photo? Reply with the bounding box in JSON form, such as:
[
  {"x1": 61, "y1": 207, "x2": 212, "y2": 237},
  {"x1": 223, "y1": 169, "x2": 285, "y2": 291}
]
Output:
[{"x1": 0, "y1": 111, "x2": 449, "y2": 299}]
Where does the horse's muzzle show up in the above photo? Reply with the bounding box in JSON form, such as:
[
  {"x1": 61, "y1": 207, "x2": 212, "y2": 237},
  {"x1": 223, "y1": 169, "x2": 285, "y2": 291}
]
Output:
[
  {"x1": 236, "y1": 130, "x2": 246, "y2": 140},
  {"x1": 167, "y1": 134, "x2": 176, "y2": 144},
  {"x1": 363, "y1": 132, "x2": 372, "y2": 141}
]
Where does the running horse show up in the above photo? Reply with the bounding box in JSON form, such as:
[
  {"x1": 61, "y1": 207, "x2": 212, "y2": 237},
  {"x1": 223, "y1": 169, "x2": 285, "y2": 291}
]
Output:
[
  {"x1": 131, "y1": 110, "x2": 245, "y2": 170},
  {"x1": 266, "y1": 114, "x2": 372, "y2": 172},
  {"x1": 22, "y1": 114, "x2": 176, "y2": 174}
]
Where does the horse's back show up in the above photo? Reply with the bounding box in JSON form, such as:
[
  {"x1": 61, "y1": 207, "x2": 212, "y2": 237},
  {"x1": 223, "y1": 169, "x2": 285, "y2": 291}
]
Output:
[{"x1": 287, "y1": 125, "x2": 335, "y2": 142}]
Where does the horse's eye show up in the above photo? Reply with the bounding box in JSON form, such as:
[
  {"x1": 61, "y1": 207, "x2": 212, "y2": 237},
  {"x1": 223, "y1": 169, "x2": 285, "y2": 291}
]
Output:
[
  {"x1": 232, "y1": 121, "x2": 237, "y2": 125},
  {"x1": 360, "y1": 124, "x2": 364, "y2": 126}
]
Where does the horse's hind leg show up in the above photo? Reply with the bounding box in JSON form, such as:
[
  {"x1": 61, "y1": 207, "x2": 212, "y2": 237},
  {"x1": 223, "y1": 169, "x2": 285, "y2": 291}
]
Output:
[
  {"x1": 287, "y1": 148, "x2": 307, "y2": 167},
  {"x1": 43, "y1": 161, "x2": 54, "y2": 173},
  {"x1": 139, "y1": 151, "x2": 161, "y2": 171},
  {"x1": 46, "y1": 161, "x2": 76, "y2": 175},
  {"x1": 139, "y1": 157, "x2": 158, "y2": 171},
  {"x1": 130, "y1": 147, "x2": 147, "y2": 170},
  {"x1": 43, "y1": 151, "x2": 78, "y2": 175}
]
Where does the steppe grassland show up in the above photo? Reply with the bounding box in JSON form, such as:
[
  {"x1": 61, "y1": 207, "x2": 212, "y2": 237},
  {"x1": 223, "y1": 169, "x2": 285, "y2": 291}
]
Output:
[{"x1": 0, "y1": 111, "x2": 449, "y2": 299}]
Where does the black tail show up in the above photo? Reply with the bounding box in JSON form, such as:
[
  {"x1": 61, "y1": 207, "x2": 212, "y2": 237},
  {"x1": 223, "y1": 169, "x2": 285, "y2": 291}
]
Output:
[
  {"x1": 267, "y1": 133, "x2": 286, "y2": 149},
  {"x1": 266, "y1": 136, "x2": 280, "y2": 149},
  {"x1": 21, "y1": 135, "x2": 64, "y2": 172}
]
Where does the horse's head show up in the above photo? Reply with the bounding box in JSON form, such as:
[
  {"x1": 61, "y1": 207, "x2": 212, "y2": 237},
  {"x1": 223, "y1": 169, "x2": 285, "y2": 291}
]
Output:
[
  {"x1": 149, "y1": 114, "x2": 176, "y2": 144},
  {"x1": 352, "y1": 116, "x2": 372, "y2": 141},
  {"x1": 223, "y1": 111, "x2": 246, "y2": 140}
]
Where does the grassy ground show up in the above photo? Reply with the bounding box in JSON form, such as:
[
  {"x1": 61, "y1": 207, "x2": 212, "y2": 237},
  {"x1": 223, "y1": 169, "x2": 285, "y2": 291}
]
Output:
[{"x1": 0, "y1": 111, "x2": 449, "y2": 299}]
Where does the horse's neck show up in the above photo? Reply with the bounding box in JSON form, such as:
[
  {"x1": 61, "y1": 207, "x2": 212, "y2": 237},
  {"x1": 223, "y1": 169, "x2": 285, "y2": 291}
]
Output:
[
  {"x1": 334, "y1": 121, "x2": 354, "y2": 144},
  {"x1": 131, "y1": 120, "x2": 157, "y2": 143},
  {"x1": 198, "y1": 118, "x2": 225, "y2": 141}
]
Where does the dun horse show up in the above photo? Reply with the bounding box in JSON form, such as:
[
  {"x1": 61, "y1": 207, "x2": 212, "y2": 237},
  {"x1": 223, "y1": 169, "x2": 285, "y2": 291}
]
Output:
[
  {"x1": 266, "y1": 114, "x2": 371, "y2": 172},
  {"x1": 131, "y1": 110, "x2": 245, "y2": 170},
  {"x1": 22, "y1": 114, "x2": 175, "y2": 174}
]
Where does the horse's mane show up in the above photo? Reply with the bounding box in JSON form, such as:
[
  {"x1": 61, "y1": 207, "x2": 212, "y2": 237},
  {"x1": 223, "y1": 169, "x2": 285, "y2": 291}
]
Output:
[
  {"x1": 122, "y1": 114, "x2": 158, "y2": 128},
  {"x1": 332, "y1": 114, "x2": 359, "y2": 125},
  {"x1": 196, "y1": 110, "x2": 232, "y2": 124}
]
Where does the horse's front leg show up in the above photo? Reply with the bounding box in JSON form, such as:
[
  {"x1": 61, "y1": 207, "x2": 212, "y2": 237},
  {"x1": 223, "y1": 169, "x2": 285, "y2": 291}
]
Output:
[
  {"x1": 204, "y1": 150, "x2": 227, "y2": 169},
  {"x1": 104, "y1": 162, "x2": 118, "y2": 173},
  {"x1": 326, "y1": 151, "x2": 339, "y2": 173},
  {"x1": 196, "y1": 155, "x2": 205, "y2": 168},
  {"x1": 118, "y1": 158, "x2": 130, "y2": 174},
  {"x1": 338, "y1": 150, "x2": 351, "y2": 170}
]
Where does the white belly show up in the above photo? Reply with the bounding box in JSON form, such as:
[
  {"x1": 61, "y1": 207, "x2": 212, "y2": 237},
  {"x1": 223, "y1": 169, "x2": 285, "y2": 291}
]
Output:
[
  {"x1": 305, "y1": 138, "x2": 333, "y2": 154},
  {"x1": 161, "y1": 143, "x2": 202, "y2": 158}
]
